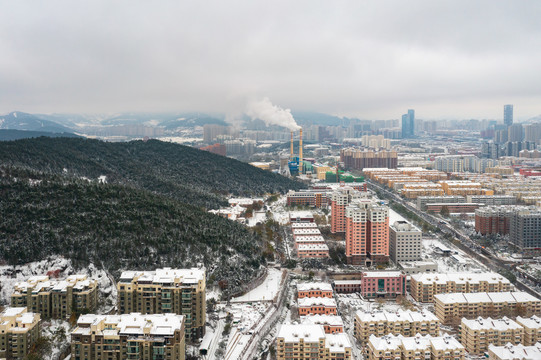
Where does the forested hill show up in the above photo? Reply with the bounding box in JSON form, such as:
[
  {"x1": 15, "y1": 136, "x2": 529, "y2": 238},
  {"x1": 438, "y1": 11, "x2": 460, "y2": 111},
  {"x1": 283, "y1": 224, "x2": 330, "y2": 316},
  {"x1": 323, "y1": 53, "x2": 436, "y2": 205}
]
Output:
[
  {"x1": 0, "y1": 166, "x2": 264, "y2": 295},
  {"x1": 0, "y1": 137, "x2": 305, "y2": 208}
]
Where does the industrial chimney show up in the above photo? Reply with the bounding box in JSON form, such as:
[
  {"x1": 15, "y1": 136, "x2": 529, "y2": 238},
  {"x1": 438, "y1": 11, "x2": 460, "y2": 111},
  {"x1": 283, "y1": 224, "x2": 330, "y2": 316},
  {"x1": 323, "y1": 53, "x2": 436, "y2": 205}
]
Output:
[
  {"x1": 290, "y1": 131, "x2": 294, "y2": 159},
  {"x1": 299, "y1": 128, "x2": 303, "y2": 174}
]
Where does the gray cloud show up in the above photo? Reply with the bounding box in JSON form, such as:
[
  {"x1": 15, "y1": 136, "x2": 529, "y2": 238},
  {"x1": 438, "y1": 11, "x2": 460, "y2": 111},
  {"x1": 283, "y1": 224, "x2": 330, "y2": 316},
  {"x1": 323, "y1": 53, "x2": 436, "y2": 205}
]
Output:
[{"x1": 0, "y1": 0, "x2": 540, "y2": 120}]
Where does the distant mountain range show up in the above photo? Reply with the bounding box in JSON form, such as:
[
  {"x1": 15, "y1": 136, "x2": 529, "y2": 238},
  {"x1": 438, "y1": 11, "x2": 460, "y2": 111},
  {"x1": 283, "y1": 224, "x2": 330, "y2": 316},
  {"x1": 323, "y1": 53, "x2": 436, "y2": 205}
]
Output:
[
  {"x1": 0, "y1": 112, "x2": 73, "y2": 133},
  {"x1": 0, "y1": 129, "x2": 81, "y2": 141}
]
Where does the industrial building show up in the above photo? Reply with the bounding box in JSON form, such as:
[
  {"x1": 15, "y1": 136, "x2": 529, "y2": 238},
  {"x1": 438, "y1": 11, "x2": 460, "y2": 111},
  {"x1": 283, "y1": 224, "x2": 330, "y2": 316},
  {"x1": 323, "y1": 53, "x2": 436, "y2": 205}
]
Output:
[{"x1": 116, "y1": 268, "x2": 206, "y2": 341}]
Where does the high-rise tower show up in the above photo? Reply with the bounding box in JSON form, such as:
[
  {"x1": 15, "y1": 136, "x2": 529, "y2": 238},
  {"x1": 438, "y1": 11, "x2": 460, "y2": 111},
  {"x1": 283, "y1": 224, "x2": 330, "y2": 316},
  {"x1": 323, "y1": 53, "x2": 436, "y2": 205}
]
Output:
[
  {"x1": 401, "y1": 109, "x2": 415, "y2": 138},
  {"x1": 504, "y1": 104, "x2": 513, "y2": 127}
]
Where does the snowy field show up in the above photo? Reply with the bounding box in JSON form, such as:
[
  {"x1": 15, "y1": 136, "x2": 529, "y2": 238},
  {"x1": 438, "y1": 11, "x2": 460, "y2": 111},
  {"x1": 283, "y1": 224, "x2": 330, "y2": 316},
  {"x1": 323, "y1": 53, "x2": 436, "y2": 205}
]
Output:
[
  {"x1": 269, "y1": 196, "x2": 290, "y2": 225},
  {"x1": 231, "y1": 268, "x2": 284, "y2": 303},
  {"x1": 422, "y1": 238, "x2": 486, "y2": 273}
]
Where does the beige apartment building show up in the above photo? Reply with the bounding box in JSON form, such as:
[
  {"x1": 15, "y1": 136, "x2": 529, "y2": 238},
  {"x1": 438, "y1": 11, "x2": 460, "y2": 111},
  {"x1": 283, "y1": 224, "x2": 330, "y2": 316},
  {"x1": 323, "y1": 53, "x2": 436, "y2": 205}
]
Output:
[
  {"x1": 410, "y1": 273, "x2": 512, "y2": 303},
  {"x1": 516, "y1": 315, "x2": 541, "y2": 346},
  {"x1": 276, "y1": 324, "x2": 351, "y2": 360},
  {"x1": 460, "y1": 317, "x2": 524, "y2": 355},
  {"x1": 354, "y1": 310, "x2": 440, "y2": 343},
  {"x1": 0, "y1": 307, "x2": 41, "y2": 360},
  {"x1": 434, "y1": 292, "x2": 541, "y2": 325},
  {"x1": 117, "y1": 268, "x2": 205, "y2": 341},
  {"x1": 11, "y1": 275, "x2": 98, "y2": 319},
  {"x1": 367, "y1": 334, "x2": 465, "y2": 360},
  {"x1": 488, "y1": 343, "x2": 541, "y2": 360},
  {"x1": 70, "y1": 313, "x2": 185, "y2": 360}
]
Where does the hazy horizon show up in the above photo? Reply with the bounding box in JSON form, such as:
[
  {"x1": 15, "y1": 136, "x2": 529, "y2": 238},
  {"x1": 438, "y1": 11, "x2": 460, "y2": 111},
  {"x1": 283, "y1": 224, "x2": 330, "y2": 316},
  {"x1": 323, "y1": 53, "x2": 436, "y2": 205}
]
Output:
[{"x1": 1, "y1": 1, "x2": 541, "y2": 120}]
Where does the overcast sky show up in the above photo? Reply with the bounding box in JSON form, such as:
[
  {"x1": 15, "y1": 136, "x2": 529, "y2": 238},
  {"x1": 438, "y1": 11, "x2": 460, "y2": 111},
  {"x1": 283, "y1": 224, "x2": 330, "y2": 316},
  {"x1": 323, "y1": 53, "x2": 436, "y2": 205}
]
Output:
[{"x1": 1, "y1": 1, "x2": 540, "y2": 120}]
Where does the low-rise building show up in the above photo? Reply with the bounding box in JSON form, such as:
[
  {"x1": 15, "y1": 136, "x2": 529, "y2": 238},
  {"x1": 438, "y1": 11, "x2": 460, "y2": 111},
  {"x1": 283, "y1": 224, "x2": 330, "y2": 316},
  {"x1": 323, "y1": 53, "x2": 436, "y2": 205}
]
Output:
[
  {"x1": 297, "y1": 283, "x2": 334, "y2": 298},
  {"x1": 399, "y1": 260, "x2": 438, "y2": 275},
  {"x1": 410, "y1": 272, "x2": 511, "y2": 303},
  {"x1": 354, "y1": 310, "x2": 440, "y2": 343},
  {"x1": 276, "y1": 324, "x2": 352, "y2": 360},
  {"x1": 360, "y1": 271, "x2": 406, "y2": 299},
  {"x1": 298, "y1": 297, "x2": 337, "y2": 316},
  {"x1": 297, "y1": 244, "x2": 330, "y2": 259},
  {"x1": 332, "y1": 280, "x2": 362, "y2": 293},
  {"x1": 516, "y1": 315, "x2": 541, "y2": 346},
  {"x1": 11, "y1": 274, "x2": 98, "y2": 319},
  {"x1": 488, "y1": 343, "x2": 541, "y2": 360},
  {"x1": 70, "y1": 313, "x2": 185, "y2": 360},
  {"x1": 434, "y1": 292, "x2": 541, "y2": 325},
  {"x1": 366, "y1": 334, "x2": 465, "y2": 360},
  {"x1": 417, "y1": 196, "x2": 465, "y2": 211},
  {"x1": 460, "y1": 317, "x2": 524, "y2": 355},
  {"x1": 117, "y1": 268, "x2": 205, "y2": 341},
  {"x1": 300, "y1": 315, "x2": 344, "y2": 334},
  {"x1": 0, "y1": 307, "x2": 41, "y2": 360}
]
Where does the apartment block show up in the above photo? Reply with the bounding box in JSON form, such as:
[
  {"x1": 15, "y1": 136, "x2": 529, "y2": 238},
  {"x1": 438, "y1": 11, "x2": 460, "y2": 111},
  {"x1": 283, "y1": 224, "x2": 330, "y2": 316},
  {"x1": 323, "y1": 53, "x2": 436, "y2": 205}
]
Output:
[
  {"x1": 117, "y1": 268, "x2": 205, "y2": 341},
  {"x1": 488, "y1": 343, "x2": 541, "y2": 360},
  {"x1": 460, "y1": 317, "x2": 524, "y2": 355},
  {"x1": 475, "y1": 206, "x2": 517, "y2": 235},
  {"x1": 70, "y1": 313, "x2": 185, "y2": 360},
  {"x1": 276, "y1": 324, "x2": 351, "y2": 360},
  {"x1": 297, "y1": 283, "x2": 334, "y2": 298},
  {"x1": 417, "y1": 196, "x2": 465, "y2": 211},
  {"x1": 510, "y1": 208, "x2": 541, "y2": 252},
  {"x1": 297, "y1": 244, "x2": 330, "y2": 259},
  {"x1": 434, "y1": 292, "x2": 541, "y2": 325},
  {"x1": 466, "y1": 195, "x2": 516, "y2": 206},
  {"x1": 367, "y1": 334, "x2": 465, "y2": 360},
  {"x1": 360, "y1": 271, "x2": 406, "y2": 299},
  {"x1": 297, "y1": 297, "x2": 337, "y2": 316},
  {"x1": 340, "y1": 148, "x2": 398, "y2": 170},
  {"x1": 354, "y1": 310, "x2": 440, "y2": 343},
  {"x1": 330, "y1": 187, "x2": 358, "y2": 233},
  {"x1": 410, "y1": 272, "x2": 511, "y2": 303},
  {"x1": 300, "y1": 315, "x2": 344, "y2": 334},
  {"x1": 516, "y1": 316, "x2": 541, "y2": 346},
  {"x1": 345, "y1": 199, "x2": 389, "y2": 265},
  {"x1": 389, "y1": 220, "x2": 422, "y2": 263},
  {"x1": 0, "y1": 307, "x2": 41, "y2": 360},
  {"x1": 11, "y1": 275, "x2": 98, "y2": 319}
]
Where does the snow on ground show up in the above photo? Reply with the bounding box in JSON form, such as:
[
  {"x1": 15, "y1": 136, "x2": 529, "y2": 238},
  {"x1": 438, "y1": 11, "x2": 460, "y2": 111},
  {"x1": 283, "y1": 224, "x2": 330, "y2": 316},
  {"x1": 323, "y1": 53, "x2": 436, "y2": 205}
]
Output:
[
  {"x1": 42, "y1": 319, "x2": 72, "y2": 360},
  {"x1": 422, "y1": 238, "x2": 486, "y2": 273},
  {"x1": 269, "y1": 196, "x2": 290, "y2": 225},
  {"x1": 247, "y1": 210, "x2": 267, "y2": 227},
  {"x1": 0, "y1": 256, "x2": 116, "y2": 309},
  {"x1": 231, "y1": 268, "x2": 284, "y2": 303},
  {"x1": 389, "y1": 209, "x2": 407, "y2": 224}
]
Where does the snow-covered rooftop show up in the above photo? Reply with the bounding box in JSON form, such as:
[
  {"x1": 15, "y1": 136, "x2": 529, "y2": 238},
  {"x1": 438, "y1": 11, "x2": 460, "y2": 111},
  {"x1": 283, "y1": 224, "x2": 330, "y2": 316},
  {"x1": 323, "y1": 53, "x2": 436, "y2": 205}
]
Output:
[
  {"x1": 516, "y1": 315, "x2": 541, "y2": 329},
  {"x1": 277, "y1": 324, "x2": 325, "y2": 343},
  {"x1": 488, "y1": 342, "x2": 541, "y2": 360},
  {"x1": 118, "y1": 267, "x2": 205, "y2": 284},
  {"x1": 298, "y1": 297, "x2": 337, "y2": 308},
  {"x1": 300, "y1": 314, "x2": 344, "y2": 327},
  {"x1": 297, "y1": 282, "x2": 333, "y2": 292},
  {"x1": 356, "y1": 310, "x2": 439, "y2": 323},
  {"x1": 462, "y1": 317, "x2": 522, "y2": 331},
  {"x1": 411, "y1": 272, "x2": 509, "y2": 285},
  {"x1": 72, "y1": 313, "x2": 184, "y2": 337}
]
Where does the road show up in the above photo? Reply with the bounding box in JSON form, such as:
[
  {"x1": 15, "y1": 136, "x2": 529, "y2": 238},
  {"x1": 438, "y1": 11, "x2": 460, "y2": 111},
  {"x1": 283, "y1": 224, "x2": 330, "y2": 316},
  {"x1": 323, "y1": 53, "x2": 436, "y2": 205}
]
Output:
[{"x1": 367, "y1": 179, "x2": 541, "y2": 297}]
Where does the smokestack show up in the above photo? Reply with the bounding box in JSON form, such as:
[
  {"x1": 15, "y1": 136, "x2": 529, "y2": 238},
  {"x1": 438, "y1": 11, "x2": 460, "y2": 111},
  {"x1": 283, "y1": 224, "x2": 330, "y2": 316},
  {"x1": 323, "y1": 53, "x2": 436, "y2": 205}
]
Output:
[
  {"x1": 290, "y1": 131, "x2": 294, "y2": 159},
  {"x1": 299, "y1": 128, "x2": 303, "y2": 174}
]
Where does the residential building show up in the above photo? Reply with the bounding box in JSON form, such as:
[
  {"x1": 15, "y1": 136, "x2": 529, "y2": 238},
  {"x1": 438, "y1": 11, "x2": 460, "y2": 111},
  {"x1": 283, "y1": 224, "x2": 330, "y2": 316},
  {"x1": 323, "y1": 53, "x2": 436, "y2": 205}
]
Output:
[
  {"x1": 297, "y1": 283, "x2": 334, "y2": 298},
  {"x1": 345, "y1": 199, "x2": 390, "y2": 265},
  {"x1": 434, "y1": 292, "x2": 541, "y2": 325},
  {"x1": 366, "y1": 334, "x2": 465, "y2": 360},
  {"x1": 510, "y1": 208, "x2": 541, "y2": 253},
  {"x1": 276, "y1": 324, "x2": 352, "y2": 360},
  {"x1": 297, "y1": 244, "x2": 330, "y2": 259},
  {"x1": 417, "y1": 196, "x2": 465, "y2": 211},
  {"x1": 460, "y1": 317, "x2": 524, "y2": 355},
  {"x1": 354, "y1": 310, "x2": 440, "y2": 343},
  {"x1": 11, "y1": 275, "x2": 98, "y2": 319},
  {"x1": 70, "y1": 313, "x2": 185, "y2": 360},
  {"x1": 389, "y1": 220, "x2": 422, "y2": 263},
  {"x1": 0, "y1": 307, "x2": 41, "y2": 360},
  {"x1": 300, "y1": 315, "x2": 344, "y2": 334},
  {"x1": 488, "y1": 343, "x2": 541, "y2": 360},
  {"x1": 516, "y1": 316, "x2": 541, "y2": 346},
  {"x1": 425, "y1": 203, "x2": 480, "y2": 214},
  {"x1": 410, "y1": 272, "x2": 511, "y2": 303},
  {"x1": 475, "y1": 206, "x2": 518, "y2": 235},
  {"x1": 297, "y1": 297, "x2": 337, "y2": 316},
  {"x1": 340, "y1": 148, "x2": 398, "y2": 170},
  {"x1": 360, "y1": 271, "x2": 406, "y2": 299},
  {"x1": 332, "y1": 280, "x2": 362, "y2": 293},
  {"x1": 330, "y1": 186, "x2": 357, "y2": 233},
  {"x1": 467, "y1": 195, "x2": 516, "y2": 206},
  {"x1": 116, "y1": 268, "x2": 205, "y2": 341}
]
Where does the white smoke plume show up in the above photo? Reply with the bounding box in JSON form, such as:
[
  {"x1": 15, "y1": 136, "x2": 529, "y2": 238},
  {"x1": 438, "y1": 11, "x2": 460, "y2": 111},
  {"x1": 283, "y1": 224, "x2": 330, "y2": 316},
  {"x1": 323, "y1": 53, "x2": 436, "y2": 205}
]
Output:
[{"x1": 245, "y1": 97, "x2": 300, "y2": 131}]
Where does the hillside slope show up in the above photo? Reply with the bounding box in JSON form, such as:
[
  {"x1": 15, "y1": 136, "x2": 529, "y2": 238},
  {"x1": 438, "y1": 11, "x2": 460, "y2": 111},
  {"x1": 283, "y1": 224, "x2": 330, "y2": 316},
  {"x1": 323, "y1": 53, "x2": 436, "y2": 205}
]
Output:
[
  {"x1": 0, "y1": 167, "x2": 263, "y2": 295},
  {"x1": 0, "y1": 137, "x2": 304, "y2": 208}
]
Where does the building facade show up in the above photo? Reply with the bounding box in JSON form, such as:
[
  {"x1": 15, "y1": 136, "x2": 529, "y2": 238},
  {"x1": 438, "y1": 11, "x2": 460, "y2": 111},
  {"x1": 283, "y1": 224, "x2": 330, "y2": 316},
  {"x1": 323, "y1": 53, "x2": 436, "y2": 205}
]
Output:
[
  {"x1": 11, "y1": 275, "x2": 98, "y2": 319},
  {"x1": 367, "y1": 334, "x2": 465, "y2": 360},
  {"x1": 389, "y1": 220, "x2": 422, "y2": 263},
  {"x1": 360, "y1": 271, "x2": 406, "y2": 299},
  {"x1": 516, "y1": 315, "x2": 541, "y2": 346},
  {"x1": 117, "y1": 268, "x2": 205, "y2": 341},
  {"x1": 460, "y1": 317, "x2": 524, "y2": 355},
  {"x1": 70, "y1": 313, "x2": 185, "y2": 360},
  {"x1": 510, "y1": 208, "x2": 541, "y2": 252},
  {"x1": 0, "y1": 307, "x2": 41, "y2": 360}
]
